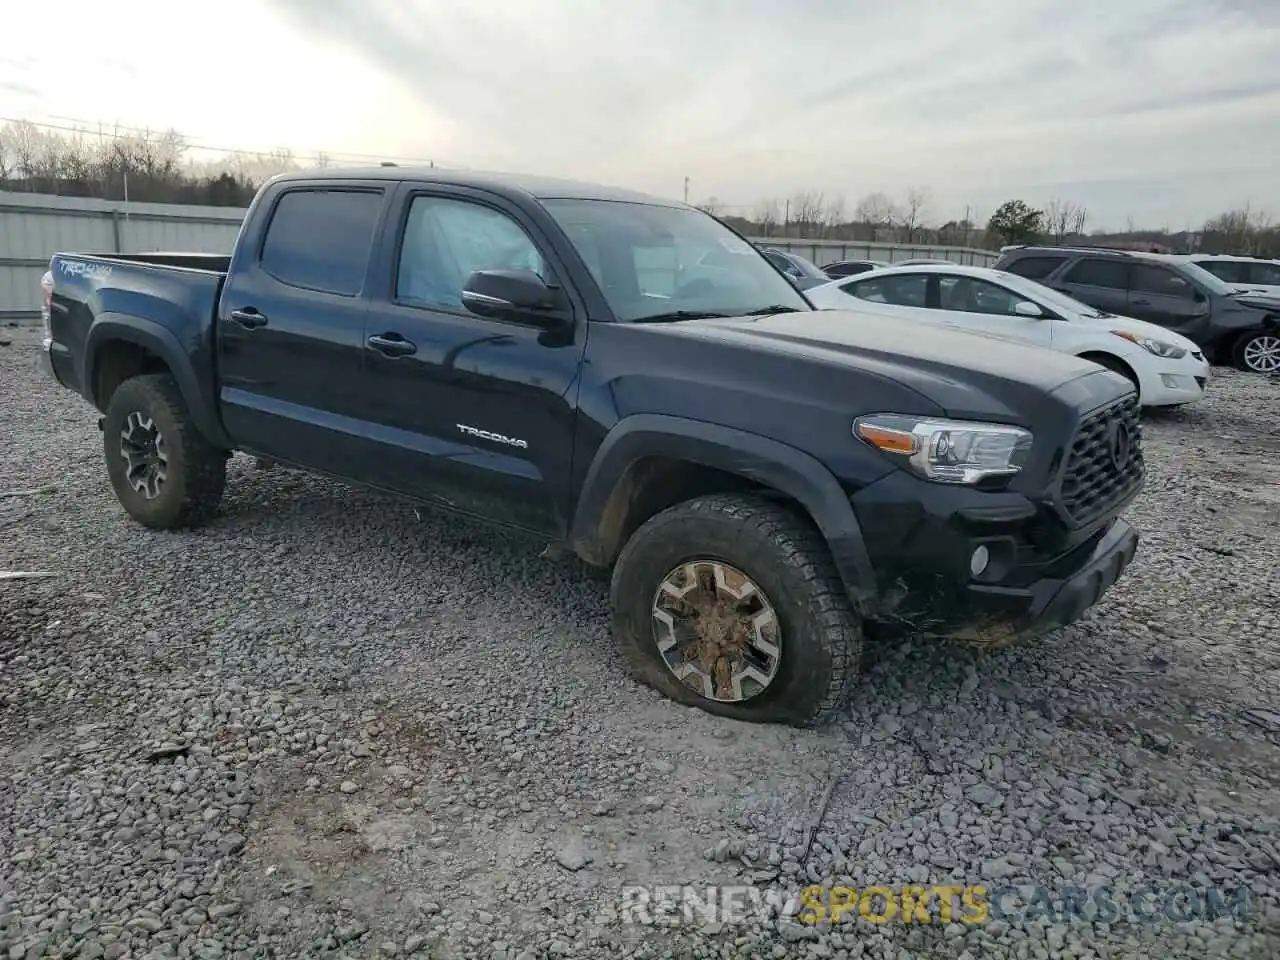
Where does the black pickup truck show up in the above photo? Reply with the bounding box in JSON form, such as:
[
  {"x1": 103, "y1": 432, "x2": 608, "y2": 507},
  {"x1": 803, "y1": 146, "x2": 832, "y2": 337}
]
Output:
[{"x1": 40, "y1": 167, "x2": 1143, "y2": 727}]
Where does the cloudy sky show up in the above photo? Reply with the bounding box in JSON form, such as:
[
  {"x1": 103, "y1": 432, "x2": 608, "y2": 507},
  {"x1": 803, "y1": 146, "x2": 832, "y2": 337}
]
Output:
[{"x1": 2, "y1": 0, "x2": 1278, "y2": 230}]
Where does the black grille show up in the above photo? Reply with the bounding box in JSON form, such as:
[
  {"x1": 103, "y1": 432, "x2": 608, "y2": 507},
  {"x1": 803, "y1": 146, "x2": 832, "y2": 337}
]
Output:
[{"x1": 1059, "y1": 395, "x2": 1144, "y2": 527}]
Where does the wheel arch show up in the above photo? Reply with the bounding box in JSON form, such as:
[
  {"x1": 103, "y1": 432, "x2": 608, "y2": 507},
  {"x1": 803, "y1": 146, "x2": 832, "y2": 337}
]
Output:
[
  {"x1": 85, "y1": 314, "x2": 231, "y2": 449},
  {"x1": 569, "y1": 414, "x2": 878, "y2": 607}
]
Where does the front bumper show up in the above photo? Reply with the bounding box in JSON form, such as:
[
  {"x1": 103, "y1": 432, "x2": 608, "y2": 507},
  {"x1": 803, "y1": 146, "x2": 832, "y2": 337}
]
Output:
[
  {"x1": 849, "y1": 469, "x2": 1141, "y2": 645},
  {"x1": 950, "y1": 517, "x2": 1139, "y2": 643},
  {"x1": 1136, "y1": 354, "x2": 1210, "y2": 406}
]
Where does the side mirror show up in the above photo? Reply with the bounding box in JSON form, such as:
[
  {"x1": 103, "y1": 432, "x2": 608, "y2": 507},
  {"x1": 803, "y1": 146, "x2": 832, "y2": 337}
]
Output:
[
  {"x1": 461, "y1": 269, "x2": 568, "y2": 328},
  {"x1": 1013, "y1": 300, "x2": 1044, "y2": 318}
]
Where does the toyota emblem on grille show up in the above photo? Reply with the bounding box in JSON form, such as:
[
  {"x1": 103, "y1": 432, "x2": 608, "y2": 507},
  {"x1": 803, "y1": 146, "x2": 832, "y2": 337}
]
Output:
[{"x1": 1107, "y1": 421, "x2": 1131, "y2": 470}]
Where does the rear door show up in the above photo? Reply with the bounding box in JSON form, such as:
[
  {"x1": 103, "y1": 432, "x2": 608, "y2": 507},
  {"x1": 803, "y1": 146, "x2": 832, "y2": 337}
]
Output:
[
  {"x1": 350, "y1": 183, "x2": 588, "y2": 535},
  {"x1": 1052, "y1": 257, "x2": 1131, "y2": 315},
  {"x1": 217, "y1": 181, "x2": 389, "y2": 474},
  {"x1": 1126, "y1": 263, "x2": 1209, "y2": 336}
]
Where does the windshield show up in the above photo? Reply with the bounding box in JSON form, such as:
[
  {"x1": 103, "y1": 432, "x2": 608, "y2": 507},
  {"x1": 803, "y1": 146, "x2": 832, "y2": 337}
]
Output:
[
  {"x1": 780, "y1": 251, "x2": 828, "y2": 279},
  {"x1": 541, "y1": 199, "x2": 811, "y2": 321}
]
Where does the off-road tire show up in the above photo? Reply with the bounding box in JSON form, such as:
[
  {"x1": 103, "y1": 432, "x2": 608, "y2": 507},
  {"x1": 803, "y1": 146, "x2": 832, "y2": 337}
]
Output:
[
  {"x1": 103, "y1": 373, "x2": 227, "y2": 529},
  {"x1": 610, "y1": 493, "x2": 862, "y2": 727}
]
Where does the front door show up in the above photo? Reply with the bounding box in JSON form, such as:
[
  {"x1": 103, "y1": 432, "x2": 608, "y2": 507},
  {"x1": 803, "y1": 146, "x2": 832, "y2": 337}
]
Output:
[
  {"x1": 353, "y1": 186, "x2": 587, "y2": 535},
  {"x1": 932, "y1": 274, "x2": 1053, "y2": 347},
  {"x1": 216, "y1": 182, "x2": 389, "y2": 475}
]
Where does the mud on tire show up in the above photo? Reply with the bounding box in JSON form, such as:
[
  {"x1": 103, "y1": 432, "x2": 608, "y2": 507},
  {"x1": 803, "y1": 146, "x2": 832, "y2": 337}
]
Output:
[
  {"x1": 609, "y1": 493, "x2": 863, "y2": 727},
  {"x1": 103, "y1": 373, "x2": 227, "y2": 529}
]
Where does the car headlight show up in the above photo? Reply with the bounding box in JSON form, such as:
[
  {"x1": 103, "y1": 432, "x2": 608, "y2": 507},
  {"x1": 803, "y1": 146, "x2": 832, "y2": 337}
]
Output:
[
  {"x1": 853, "y1": 414, "x2": 1033, "y2": 485},
  {"x1": 1111, "y1": 330, "x2": 1186, "y2": 359}
]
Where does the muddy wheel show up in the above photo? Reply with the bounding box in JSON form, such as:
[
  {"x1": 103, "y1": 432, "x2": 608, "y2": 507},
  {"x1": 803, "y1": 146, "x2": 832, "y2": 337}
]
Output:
[
  {"x1": 610, "y1": 493, "x2": 862, "y2": 727},
  {"x1": 103, "y1": 373, "x2": 227, "y2": 529}
]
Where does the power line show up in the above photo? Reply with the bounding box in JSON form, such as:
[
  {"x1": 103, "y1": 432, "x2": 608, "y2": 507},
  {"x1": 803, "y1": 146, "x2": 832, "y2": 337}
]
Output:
[{"x1": 0, "y1": 114, "x2": 451, "y2": 168}]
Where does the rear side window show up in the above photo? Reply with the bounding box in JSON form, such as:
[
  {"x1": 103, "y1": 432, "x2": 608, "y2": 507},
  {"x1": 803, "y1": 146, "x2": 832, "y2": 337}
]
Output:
[
  {"x1": 1003, "y1": 255, "x2": 1065, "y2": 280},
  {"x1": 1196, "y1": 260, "x2": 1246, "y2": 283},
  {"x1": 843, "y1": 273, "x2": 928, "y2": 307},
  {"x1": 260, "y1": 189, "x2": 384, "y2": 296},
  {"x1": 1063, "y1": 258, "x2": 1128, "y2": 290}
]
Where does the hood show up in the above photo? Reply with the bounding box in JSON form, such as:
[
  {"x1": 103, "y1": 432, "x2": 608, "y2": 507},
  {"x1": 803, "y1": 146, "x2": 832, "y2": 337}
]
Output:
[
  {"x1": 1079, "y1": 312, "x2": 1202, "y2": 352},
  {"x1": 643, "y1": 309, "x2": 1130, "y2": 423},
  {"x1": 1231, "y1": 290, "x2": 1280, "y2": 312}
]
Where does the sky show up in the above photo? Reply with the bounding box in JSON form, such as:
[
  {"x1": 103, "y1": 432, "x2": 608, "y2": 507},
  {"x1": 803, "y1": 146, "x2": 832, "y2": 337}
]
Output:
[{"x1": 2, "y1": 0, "x2": 1279, "y2": 231}]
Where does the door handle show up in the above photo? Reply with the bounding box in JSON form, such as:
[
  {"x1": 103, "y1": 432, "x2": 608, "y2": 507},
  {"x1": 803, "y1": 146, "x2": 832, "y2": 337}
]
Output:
[
  {"x1": 230, "y1": 308, "x2": 268, "y2": 329},
  {"x1": 1131, "y1": 298, "x2": 1151, "y2": 306},
  {"x1": 367, "y1": 333, "x2": 417, "y2": 357}
]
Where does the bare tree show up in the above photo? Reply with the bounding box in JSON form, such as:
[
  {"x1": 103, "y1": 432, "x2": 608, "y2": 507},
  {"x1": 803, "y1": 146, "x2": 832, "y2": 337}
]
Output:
[
  {"x1": 695, "y1": 196, "x2": 725, "y2": 218},
  {"x1": 900, "y1": 186, "x2": 930, "y2": 243},
  {"x1": 754, "y1": 199, "x2": 781, "y2": 237},
  {"x1": 822, "y1": 196, "x2": 846, "y2": 238},
  {"x1": 1044, "y1": 199, "x2": 1090, "y2": 244},
  {"x1": 1202, "y1": 204, "x2": 1275, "y2": 255},
  {"x1": 790, "y1": 191, "x2": 825, "y2": 239},
  {"x1": 854, "y1": 192, "x2": 897, "y2": 239}
]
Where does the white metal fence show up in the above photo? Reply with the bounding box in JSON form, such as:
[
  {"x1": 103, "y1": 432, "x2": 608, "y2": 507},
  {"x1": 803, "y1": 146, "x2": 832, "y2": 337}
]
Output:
[
  {"x1": 1, "y1": 191, "x2": 997, "y2": 322},
  {"x1": 0, "y1": 192, "x2": 244, "y2": 321}
]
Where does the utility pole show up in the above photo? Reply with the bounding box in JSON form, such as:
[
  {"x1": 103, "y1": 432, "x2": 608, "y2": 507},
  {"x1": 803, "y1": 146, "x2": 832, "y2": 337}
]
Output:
[{"x1": 683, "y1": 177, "x2": 689, "y2": 204}]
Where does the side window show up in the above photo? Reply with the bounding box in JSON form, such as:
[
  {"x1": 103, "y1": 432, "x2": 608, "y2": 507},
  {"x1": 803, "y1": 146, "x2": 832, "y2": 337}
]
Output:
[
  {"x1": 843, "y1": 274, "x2": 928, "y2": 307},
  {"x1": 1131, "y1": 265, "x2": 1196, "y2": 299},
  {"x1": 1196, "y1": 260, "x2": 1245, "y2": 283},
  {"x1": 260, "y1": 189, "x2": 384, "y2": 296},
  {"x1": 1003, "y1": 256, "x2": 1065, "y2": 280},
  {"x1": 396, "y1": 196, "x2": 547, "y2": 310},
  {"x1": 938, "y1": 276, "x2": 1025, "y2": 315},
  {"x1": 1249, "y1": 262, "x2": 1280, "y2": 285},
  {"x1": 1062, "y1": 258, "x2": 1128, "y2": 289}
]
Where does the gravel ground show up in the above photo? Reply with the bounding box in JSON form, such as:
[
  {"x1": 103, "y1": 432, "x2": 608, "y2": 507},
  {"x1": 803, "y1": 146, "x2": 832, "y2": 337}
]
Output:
[{"x1": 2, "y1": 323, "x2": 1279, "y2": 960}]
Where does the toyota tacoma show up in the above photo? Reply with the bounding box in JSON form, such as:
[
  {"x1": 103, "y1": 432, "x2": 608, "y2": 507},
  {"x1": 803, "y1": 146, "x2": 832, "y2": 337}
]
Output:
[{"x1": 40, "y1": 167, "x2": 1143, "y2": 727}]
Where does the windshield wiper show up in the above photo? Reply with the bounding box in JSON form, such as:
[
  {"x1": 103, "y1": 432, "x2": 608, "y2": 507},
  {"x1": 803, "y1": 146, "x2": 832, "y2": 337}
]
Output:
[
  {"x1": 630, "y1": 310, "x2": 731, "y2": 323},
  {"x1": 743, "y1": 304, "x2": 804, "y2": 315}
]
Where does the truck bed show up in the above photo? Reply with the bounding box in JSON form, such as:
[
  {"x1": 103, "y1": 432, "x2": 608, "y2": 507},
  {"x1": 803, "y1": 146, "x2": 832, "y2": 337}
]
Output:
[{"x1": 45, "y1": 251, "x2": 228, "y2": 421}]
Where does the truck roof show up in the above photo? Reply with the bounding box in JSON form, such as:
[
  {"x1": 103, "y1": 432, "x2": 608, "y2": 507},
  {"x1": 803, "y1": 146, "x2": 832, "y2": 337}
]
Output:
[{"x1": 269, "y1": 166, "x2": 684, "y2": 208}]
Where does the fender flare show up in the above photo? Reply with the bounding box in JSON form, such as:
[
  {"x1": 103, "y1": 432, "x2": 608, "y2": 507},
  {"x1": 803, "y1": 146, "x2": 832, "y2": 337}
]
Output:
[
  {"x1": 569, "y1": 413, "x2": 878, "y2": 605},
  {"x1": 84, "y1": 314, "x2": 231, "y2": 449}
]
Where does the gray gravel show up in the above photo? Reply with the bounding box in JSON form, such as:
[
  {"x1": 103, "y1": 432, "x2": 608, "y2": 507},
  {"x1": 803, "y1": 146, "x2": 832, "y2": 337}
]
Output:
[{"x1": 2, "y1": 323, "x2": 1279, "y2": 960}]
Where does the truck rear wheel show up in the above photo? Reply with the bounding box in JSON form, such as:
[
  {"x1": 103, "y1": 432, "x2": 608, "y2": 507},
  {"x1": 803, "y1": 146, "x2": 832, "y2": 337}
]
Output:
[
  {"x1": 103, "y1": 374, "x2": 226, "y2": 529},
  {"x1": 610, "y1": 493, "x2": 862, "y2": 727}
]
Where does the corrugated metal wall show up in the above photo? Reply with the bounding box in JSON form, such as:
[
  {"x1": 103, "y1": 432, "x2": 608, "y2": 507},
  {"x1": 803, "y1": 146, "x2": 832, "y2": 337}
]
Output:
[
  {"x1": 1, "y1": 191, "x2": 998, "y2": 321},
  {"x1": 0, "y1": 192, "x2": 244, "y2": 321}
]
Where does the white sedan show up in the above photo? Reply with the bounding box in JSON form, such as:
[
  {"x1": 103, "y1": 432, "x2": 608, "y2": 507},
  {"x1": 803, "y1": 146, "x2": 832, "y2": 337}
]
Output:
[{"x1": 804, "y1": 264, "x2": 1210, "y2": 407}]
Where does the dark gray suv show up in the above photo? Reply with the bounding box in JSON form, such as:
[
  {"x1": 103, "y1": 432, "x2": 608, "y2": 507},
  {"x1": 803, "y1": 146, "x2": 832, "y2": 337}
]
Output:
[{"x1": 993, "y1": 245, "x2": 1280, "y2": 373}]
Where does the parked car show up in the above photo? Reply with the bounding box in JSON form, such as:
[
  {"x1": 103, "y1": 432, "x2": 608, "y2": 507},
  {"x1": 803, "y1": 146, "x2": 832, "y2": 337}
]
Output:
[
  {"x1": 822, "y1": 259, "x2": 889, "y2": 279},
  {"x1": 756, "y1": 247, "x2": 831, "y2": 290},
  {"x1": 993, "y1": 245, "x2": 1280, "y2": 374},
  {"x1": 805, "y1": 264, "x2": 1210, "y2": 407},
  {"x1": 41, "y1": 166, "x2": 1143, "y2": 727},
  {"x1": 1176, "y1": 254, "x2": 1280, "y2": 297}
]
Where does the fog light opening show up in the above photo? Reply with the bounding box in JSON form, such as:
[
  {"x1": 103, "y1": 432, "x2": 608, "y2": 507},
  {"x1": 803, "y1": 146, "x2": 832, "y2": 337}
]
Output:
[{"x1": 969, "y1": 545, "x2": 991, "y2": 578}]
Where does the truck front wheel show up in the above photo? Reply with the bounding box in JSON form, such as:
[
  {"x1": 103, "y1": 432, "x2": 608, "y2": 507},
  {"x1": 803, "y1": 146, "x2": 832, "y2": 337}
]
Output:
[
  {"x1": 103, "y1": 374, "x2": 227, "y2": 529},
  {"x1": 610, "y1": 493, "x2": 862, "y2": 727}
]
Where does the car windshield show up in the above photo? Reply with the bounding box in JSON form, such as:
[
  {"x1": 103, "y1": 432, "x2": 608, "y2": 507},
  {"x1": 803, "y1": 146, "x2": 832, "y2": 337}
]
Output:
[
  {"x1": 541, "y1": 199, "x2": 811, "y2": 322},
  {"x1": 782, "y1": 252, "x2": 828, "y2": 279}
]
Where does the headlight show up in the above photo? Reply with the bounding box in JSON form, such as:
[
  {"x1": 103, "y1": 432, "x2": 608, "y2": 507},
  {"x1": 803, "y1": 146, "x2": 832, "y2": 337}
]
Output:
[
  {"x1": 854, "y1": 414, "x2": 1033, "y2": 485},
  {"x1": 1111, "y1": 330, "x2": 1186, "y2": 359}
]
